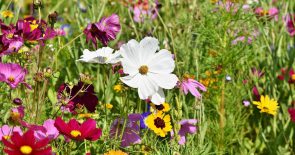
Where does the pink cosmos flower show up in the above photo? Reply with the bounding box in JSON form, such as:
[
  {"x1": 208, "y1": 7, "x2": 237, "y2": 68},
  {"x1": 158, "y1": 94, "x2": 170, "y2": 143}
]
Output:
[
  {"x1": 178, "y1": 75, "x2": 206, "y2": 98},
  {"x1": 131, "y1": 0, "x2": 160, "y2": 23},
  {"x1": 29, "y1": 119, "x2": 59, "y2": 141},
  {"x1": 0, "y1": 125, "x2": 22, "y2": 141},
  {"x1": 286, "y1": 14, "x2": 295, "y2": 36},
  {"x1": 171, "y1": 119, "x2": 198, "y2": 145},
  {"x1": 288, "y1": 108, "x2": 295, "y2": 123},
  {"x1": 109, "y1": 114, "x2": 141, "y2": 147},
  {"x1": 0, "y1": 63, "x2": 29, "y2": 89},
  {"x1": 255, "y1": 7, "x2": 279, "y2": 20},
  {"x1": 84, "y1": 14, "x2": 121, "y2": 47}
]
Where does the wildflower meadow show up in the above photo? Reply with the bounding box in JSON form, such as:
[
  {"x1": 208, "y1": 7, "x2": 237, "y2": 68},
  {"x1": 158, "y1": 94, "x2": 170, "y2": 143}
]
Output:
[{"x1": 0, "y1": 0, "x2": 294, "y2": 154}]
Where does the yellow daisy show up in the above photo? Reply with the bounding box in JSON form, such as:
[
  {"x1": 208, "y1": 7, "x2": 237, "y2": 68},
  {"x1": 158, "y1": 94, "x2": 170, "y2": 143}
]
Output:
[
  {"x1": 114, "y1": 84, "x2": 124, "y2": 93},
  {"x1": 150, "y1": 102, "x2": 170, "y2": 112},
  {"x1": 106, "y1": 103, "x2": 113, "y2": 109},
  {"x1": 145, "y1": 112, "x2": 172, "y2": 137},
  {"x1": 1, "y1": 10, "x2": 14, "y2": 18},
  {"x1": 253, "y1": 95, "x2": 279, "y2": 116},
  {"x1": 104, "y1": 150, "x2": 128, "y2": 155}
]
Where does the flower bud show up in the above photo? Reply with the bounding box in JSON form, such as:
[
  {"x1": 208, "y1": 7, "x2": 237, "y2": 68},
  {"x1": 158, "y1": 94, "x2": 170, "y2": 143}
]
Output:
[{"x1": 13, "y1": 98, "x2": 22, "y2": 105}]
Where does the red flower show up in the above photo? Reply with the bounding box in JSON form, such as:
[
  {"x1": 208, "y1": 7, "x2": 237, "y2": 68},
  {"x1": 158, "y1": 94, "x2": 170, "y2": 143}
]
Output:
[
  {"x1": 2, "y1": 130, "x2": 52, "y2": 155},
  {"x1": 54, "y1": 117, "x2": 102, "y2": 141},
  {"x1": 288, "y1": 108, "x2": 295, "y2": 123},
  {"x1": 277, "y1": 68, "x2": 295, "y2": 84}
]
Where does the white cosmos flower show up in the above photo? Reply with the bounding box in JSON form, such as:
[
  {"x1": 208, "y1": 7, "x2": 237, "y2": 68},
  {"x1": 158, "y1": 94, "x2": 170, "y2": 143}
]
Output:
[
  {"x1": 119, "y1": 37, "x2": 178, "y2": 105},
  {"x1": 78, "y1": 47, "x2": 121, "y2": 64}
]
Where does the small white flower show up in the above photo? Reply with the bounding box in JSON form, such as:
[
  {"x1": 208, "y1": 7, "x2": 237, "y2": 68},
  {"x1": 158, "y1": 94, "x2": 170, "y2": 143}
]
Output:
[
  {"x1": 78, "y1": 47, "x2": 121, "y2": 64},
  {"x1": 119, "y1": 37, "x2": 178, "y2": 105},
  {"x1": 225, "y1": 75, "x2": 232, "y2": 81}
]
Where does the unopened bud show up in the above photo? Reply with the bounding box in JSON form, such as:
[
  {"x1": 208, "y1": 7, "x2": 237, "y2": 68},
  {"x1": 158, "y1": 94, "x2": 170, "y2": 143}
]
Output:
[{"x1": 13, "y1": 98, "x2": 22, "y2": 105}]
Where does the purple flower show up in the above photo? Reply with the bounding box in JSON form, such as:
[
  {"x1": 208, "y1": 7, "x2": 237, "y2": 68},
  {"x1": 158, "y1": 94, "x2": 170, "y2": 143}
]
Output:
[
  {"x1": 0, "y1": 63, "x2": 29, "y2": 89},
  {"x1": 57, "y1": 82, "x2": 98, "y2": 113},
  {"x1": 140, "y1": 112, "x2": 150, "y2": 129},
  {"x1": 30, "y1": 119, "x2": 59, "y2": 141},
  {"x1": 171, "y1": 119, "x2": 198, "y2": 145},
  {"x1": 83, "y1": 14, "x2": 121, "y2": 47},
  {"x1": 0, "y1": 125, "x2": 22, "y2": 141},
  {"x1": 109, "y1": 114, "x2": 141, "y2": 147},
  {"x1": 179, "y1": 75, "x2": 206, "y2": 98}
]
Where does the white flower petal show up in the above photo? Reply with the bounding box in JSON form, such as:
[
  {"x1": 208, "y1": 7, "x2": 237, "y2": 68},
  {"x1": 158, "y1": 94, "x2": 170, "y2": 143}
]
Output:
[
  {"x1": 120, "y1": 74, "x2": 140, "y2": 88},
  {"x1": 151, "y1": 88, "x2": 165, "y2": 105},
  {"x1": 106, "y1": 50, "x2": 121, "y2": 64},
  {"x1": 77, "y1": 49, "x2": 100, "y2": 63},
  {"x1": 148, "y1": 49, "x2": 175, "y2": 74},
  {"x1": 139, "y1": 37, "x2": 159, "y2": 63},
  {"x1": 138, "y1": 75, "x2": 158, "y2": 99},
  {"x1": 120, "y1": 39, "x2": 141, "y2": 68},
  {"x1": 149, "y1": 73, "x2": 178, "y2": 89},
  {"x1": 121, "y1": 59, "x2": 139, "y2": 76}
]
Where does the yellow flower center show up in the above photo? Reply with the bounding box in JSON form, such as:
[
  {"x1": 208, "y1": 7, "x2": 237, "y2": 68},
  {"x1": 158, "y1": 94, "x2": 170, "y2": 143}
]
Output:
[
  {"x1": 3, "y1": 135, "x2": 10, "y2": 140},
  {"x1": 11, "y1": 112, "x2": 20, "y2": 121},
  {"x1": 30, "y1": 20, "x2": 38, "y2": 32},
  {"x1": 20, "y1": 145, "x2": 32, "y2": 154},
  {"x1": 139, "y1": 65, "x2": 148, "y2": 75},
  {"x1": 70, "y1": 130, "x2": 81, "y2": 137},
  {"x1": 8, "y1": 76, "x2": 15, "y2": 83},
  {"x1": 292, "y1": 74, "x2": 295, "y2": 81},
  {"x1": 7, "y1": 33, "x2": 14, "y2": 39}
]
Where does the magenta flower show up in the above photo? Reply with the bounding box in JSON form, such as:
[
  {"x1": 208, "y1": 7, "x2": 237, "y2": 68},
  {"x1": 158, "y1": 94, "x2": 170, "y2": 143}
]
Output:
[
  {"x1": 178, "y1": 75, "x2": 206, "y2": 98},
  {"x1": 252, "y1": 86, "x2": 261, "y2": 101},
  {"x1": 268, "y1": 7, "x2": 279, "y2": 20},
  {"x1": 30, "y1": 119, "x2": 59, "y2": 141},
  {"x1": 288, "y1": 108, "x2": 295, "y2": 123},
  {"x1": 2, "y1": 130, "x2": 52, "y2": 155},
  {"x1": 171, "y1": 119, "x2": 198, "y2": 145},
  {"x1": 16, "y1": 17, "x2": 57, "y2": 44},
  {"x1": 109, "y1": 114, "x2": 141, "y2": 147},
  {"x1": 0, "y1": 22, "x2": 24, "y2": 56},
  {"x1": 286, "y1": 14, "x2": 295, "y2": 36},
  {"x1": 54, "y1": 117, "x2": 102, "y2": 141},
  {"x1": 83, "y1": 14, "x2": 121, "y2": 47},
  {"x1": 0, "y1": 125, "x2": 22, "y2": 141},
  {"x1": 0, "y1": 63, "x2": 28, "y2": 89}
]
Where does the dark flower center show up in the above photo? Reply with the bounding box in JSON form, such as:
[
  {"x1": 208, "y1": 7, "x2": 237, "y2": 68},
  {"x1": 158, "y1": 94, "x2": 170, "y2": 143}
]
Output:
[
  {"x1": 154, "y1": 117, "x2": 165, "y2": 129},
  {"x1": 139, "y1": 65, "x2": 148, "y2": 75},
  {"x1": 155, "y1": 105, "x2": 164, "y2": 110}
]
